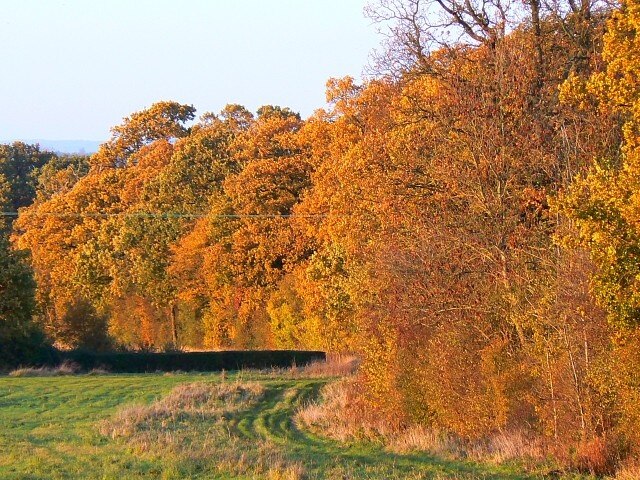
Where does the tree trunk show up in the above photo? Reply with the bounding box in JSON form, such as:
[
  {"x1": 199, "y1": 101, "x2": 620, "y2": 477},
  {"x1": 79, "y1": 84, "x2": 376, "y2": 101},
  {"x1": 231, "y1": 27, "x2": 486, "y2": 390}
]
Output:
[{"x1": 170, "y1": 303, "x2": 179, "y2": 349}]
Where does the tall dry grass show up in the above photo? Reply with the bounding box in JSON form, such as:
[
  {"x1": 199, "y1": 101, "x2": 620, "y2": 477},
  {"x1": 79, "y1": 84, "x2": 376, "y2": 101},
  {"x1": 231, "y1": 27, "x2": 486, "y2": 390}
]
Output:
[
  {"x1": 99, "y1": 380, "x2": 307, "y2": 478},
  {"x1": 615, "y1": 462, "x2": 640, "y2": 480},
  {"x1": 100, "y1": 381, "x2": 264, "y2": 441},
  {"x1": 297, "y1": 378, "x2": 546, "y2": 468},
  {"x1": 229, "y1": 353, "x2": 360, "y2": 381},
  {"x1": 298, "y1": 377, "x2": 640, "y2": 476},
  {"x1": 8, "y1": 361, "x2": 80, "y2": 377},
  {"x1": 288, "y1": 353, "x2": 360, "y2": 378}
]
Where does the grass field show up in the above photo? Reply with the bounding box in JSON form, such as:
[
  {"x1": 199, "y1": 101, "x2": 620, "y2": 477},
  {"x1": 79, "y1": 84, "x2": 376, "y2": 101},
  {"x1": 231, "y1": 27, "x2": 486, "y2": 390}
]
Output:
[{"x1": 0, "y1": 372, "x2": 593, "y2": 479}]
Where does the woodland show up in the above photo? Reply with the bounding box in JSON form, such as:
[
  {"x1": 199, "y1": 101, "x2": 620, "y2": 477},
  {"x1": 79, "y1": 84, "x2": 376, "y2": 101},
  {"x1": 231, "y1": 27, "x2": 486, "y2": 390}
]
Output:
[{"x1": 3, "y1": 0, "x2": 640, "y2": 474}]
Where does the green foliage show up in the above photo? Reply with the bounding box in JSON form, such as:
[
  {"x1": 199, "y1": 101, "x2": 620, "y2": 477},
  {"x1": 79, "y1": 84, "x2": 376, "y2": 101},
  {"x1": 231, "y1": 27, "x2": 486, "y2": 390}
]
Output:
[
  {"x1": 55, "y1": 299, "x2": 111, "y2": 351},
  {"x1": 34, "y1": 154, "x2": 90, "y2": 200},
  {"x1": 0, "y1": 237, "x2": 52, "y2": 368},
  {"x1": 0, "y1": 142, "x2": 55, "y2": 213}
]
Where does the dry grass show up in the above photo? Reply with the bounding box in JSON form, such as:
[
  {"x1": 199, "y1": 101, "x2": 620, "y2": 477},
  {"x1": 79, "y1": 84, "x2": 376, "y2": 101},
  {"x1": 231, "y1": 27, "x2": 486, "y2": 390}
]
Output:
[
  {"x1": 299, "y1": 378, "x2": 640, "y2": 477},
  {"x1": 9, "y1": 361, "x2": 79, "y2": 377},
  {"x1": 477, "y1": 431, "x2": 545, "y2": 464},
  {"x1": 285, "y1": 353, "x2": 360, "y2": 379},
  {"x1": 98, "y1": 381, "x2": 311, "y2": 477},
  {"x1": 391, "y1": 427, "x2": 544, "y2": 465},
  {"x1": 212, "y1": 440, "x2": 307, "y2": 479},
  {"x1": 267, "y1": 462, "x2": 306, "y2": 480},
  {"x1": 232, "y1": 353, "x2": 360, "y2": 381},
  {"x1": 569, "y1": 436, "x2": 623, "y2": 476},
  {"x1": 615, "y1": 461, "x2": 640, "y2": 479},
  {"x1": 86, "y1": 367, "x2": 110, "y2": 375},
  {"x1": 297, "y1": 378, "x2": 545, "y2": 468},
  {"x1": 100, "y1": 381, "x2": 264, "y2": 442},
  {"x1": 390, "y1": 426, "x2": 461, "y2": 457},
  {"x1": 296, "y1": 379, "x2": 365, "y2": 442}
]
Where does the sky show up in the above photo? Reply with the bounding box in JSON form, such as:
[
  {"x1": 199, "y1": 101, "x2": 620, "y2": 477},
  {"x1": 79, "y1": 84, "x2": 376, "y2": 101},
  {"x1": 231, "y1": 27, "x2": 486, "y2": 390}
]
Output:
[{"x1": 0, "y1": 0, "x2": 380, "y2": 142}]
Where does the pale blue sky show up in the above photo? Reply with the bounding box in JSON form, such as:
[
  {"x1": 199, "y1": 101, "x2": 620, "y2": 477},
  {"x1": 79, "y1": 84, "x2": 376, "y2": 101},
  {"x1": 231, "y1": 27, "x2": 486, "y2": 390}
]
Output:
[{"x1": 0, "y1": 0, "x2": 379, "y2": 141}]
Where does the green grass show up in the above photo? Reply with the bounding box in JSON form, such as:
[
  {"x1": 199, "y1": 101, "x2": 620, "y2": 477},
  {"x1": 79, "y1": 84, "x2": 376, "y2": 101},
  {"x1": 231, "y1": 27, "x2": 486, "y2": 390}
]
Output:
[{"x1": 0, "y1": 373, "x2": 592, "y2": 479}]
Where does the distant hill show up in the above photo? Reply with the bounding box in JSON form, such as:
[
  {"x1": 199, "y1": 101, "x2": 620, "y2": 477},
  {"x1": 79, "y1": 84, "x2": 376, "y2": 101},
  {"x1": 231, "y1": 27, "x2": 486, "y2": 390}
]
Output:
[{"x1": 1, "y1": 139, "x2": 102, "y2": 155}]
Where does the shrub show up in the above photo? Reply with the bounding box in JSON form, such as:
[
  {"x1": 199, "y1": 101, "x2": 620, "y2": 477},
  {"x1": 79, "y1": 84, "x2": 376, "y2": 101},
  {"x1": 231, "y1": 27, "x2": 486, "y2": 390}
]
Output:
[
  {"x1": 0, "y1": 326, "x2": 58, "y2": 371},
  {"x1": 59, "y1": 349, "x2": 325, "y2": 373}
]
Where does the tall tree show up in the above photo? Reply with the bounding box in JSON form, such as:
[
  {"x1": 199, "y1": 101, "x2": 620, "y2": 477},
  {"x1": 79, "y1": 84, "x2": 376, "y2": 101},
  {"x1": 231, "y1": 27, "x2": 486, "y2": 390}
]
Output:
[{"x1": 559, "y1": 0, "x2": 640, "y2": 329}]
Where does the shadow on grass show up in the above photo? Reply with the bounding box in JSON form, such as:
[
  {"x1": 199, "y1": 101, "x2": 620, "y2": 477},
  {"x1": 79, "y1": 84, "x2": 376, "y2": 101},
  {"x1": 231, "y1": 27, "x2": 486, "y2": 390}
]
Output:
[{"x1": 220, "y1": 379, "x2": 539, "y2": 480}]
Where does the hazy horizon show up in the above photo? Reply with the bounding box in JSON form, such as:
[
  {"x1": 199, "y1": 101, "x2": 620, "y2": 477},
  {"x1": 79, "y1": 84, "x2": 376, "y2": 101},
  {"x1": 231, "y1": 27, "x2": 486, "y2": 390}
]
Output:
[{"x1": 0, "y1": 139, "x2": 102, "y2": 154}]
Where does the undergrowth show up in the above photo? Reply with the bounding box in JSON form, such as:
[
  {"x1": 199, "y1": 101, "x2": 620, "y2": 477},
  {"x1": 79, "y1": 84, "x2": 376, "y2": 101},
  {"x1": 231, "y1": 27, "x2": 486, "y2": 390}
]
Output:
[{"x1": 295, "y1": 379, "x2": 627, "y2": 477}]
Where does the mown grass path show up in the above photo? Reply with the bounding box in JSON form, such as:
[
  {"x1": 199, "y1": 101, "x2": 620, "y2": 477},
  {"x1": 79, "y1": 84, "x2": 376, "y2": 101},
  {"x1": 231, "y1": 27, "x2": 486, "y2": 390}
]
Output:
[
  {"x1": 224, "y1": 380, "x2": 544, "y2": 479},
  {"x1": 0, "y1": 374, "x2": 588, "y2": 479}
]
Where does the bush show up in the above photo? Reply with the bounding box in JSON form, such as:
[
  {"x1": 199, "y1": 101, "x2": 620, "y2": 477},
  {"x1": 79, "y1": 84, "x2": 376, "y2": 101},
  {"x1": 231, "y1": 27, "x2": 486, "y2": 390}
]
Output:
[
  {"x1": 56, "y1": 299, "x2": 111, "y2": 351},
  {"x1": 58, "y1": 349, "x2": 325, "y2": 373},
  {"x1": 0, "y1": 327, "x2": 58, "y2": 370}
]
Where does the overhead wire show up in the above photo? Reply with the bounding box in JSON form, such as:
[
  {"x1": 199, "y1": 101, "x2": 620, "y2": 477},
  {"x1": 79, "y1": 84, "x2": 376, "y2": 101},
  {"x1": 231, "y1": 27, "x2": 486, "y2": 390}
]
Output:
[{"x1": 0, "y1": 211, "x2": 328, "y2": 219}]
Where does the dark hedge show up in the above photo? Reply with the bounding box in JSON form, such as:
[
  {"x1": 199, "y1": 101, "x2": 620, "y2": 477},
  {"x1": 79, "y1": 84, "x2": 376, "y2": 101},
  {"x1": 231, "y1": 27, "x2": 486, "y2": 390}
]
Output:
[{"x1": 58, "y1": 349, "x2": 325, "y2": 373}]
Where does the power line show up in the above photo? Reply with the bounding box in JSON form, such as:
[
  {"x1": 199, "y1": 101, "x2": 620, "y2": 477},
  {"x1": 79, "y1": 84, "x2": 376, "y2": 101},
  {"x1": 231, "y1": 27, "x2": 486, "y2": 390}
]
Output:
[{"x1": 0, "y1": 211, "x2": 328, "y2": 219}]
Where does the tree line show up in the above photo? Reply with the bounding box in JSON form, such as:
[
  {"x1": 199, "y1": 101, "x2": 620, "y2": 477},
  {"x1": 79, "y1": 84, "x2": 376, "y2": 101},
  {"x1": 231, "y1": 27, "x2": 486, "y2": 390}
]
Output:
[{"x1": 3, "y1": 0, "x2": 640, "y2": 471}]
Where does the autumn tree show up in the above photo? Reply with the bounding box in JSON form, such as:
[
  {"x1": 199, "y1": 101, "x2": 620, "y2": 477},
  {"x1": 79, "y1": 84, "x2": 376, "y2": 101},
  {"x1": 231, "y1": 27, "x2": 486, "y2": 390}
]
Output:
[
  {"x1": 14, "y1": 103, "x2": 196, "y2": 349},
  {"x1": 294, "y1": 0, "x2": 617, "y2": 442},
  {"x1": 169, "y1": 105, "x2": 317, "y2": 349},
  {"x1": 115, "y1": 107, "x2": 249, "y2": 348},
  {"x1": 34, "y1": 154, "x2": 90, "y2": 201},
  {"x1": 560, "y1": 0, "x2": 640, "y2": 329},
  {"x1": 92, "y1": 101, "x2": 195, "y2": 168},
  {"x1": 557, "y1": 1, "x2": 640, "y2": 454},
  {"x1": 9, "y1": 5, "x2": 640, "y2": 469}
]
